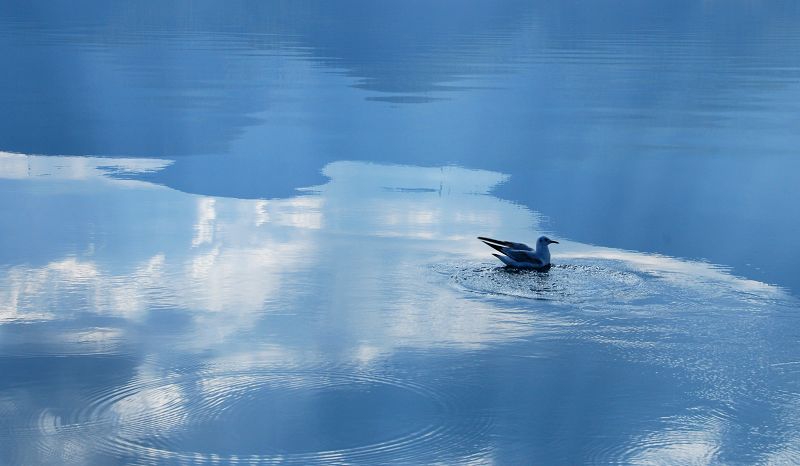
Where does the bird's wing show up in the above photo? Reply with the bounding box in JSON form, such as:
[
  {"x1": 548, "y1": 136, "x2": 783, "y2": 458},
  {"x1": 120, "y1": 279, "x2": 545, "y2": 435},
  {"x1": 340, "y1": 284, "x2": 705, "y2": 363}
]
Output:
[
  {"x1": 477, "y1": 236, "x2": 532, "y2": 251},
  {"x1": 480, "y1": 240, "x2": 543, "y2": 265},
  {"x1": 519, "y1": 250, "x2": 544, "y2": 266}
]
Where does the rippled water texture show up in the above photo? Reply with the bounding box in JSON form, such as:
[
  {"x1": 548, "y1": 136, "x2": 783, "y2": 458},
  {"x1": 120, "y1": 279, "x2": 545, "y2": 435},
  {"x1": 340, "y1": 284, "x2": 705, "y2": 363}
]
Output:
[{"x1": 2, "y1": 1, "x2": 800, "y2": 464}]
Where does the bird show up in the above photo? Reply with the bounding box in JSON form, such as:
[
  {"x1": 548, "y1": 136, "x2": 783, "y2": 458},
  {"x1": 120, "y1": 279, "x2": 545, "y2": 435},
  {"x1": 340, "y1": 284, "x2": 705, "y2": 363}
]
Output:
[{"x1": 478, "y1": 235, "x2": 559, "y2": 270}]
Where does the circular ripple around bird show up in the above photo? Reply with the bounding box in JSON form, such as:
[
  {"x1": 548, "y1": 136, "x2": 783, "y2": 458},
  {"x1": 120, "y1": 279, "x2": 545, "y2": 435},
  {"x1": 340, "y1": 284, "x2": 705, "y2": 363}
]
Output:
[
  {"x1": 442, "y1": 261, "x2": 651, "y2": 309},
  {"x1": 52, "y1": 368, "x2": 491, "y2": 464}
]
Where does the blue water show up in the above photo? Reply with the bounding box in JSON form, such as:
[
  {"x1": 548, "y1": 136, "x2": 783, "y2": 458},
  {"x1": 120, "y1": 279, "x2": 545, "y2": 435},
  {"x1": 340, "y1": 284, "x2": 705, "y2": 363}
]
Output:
[{"x1": 2, "y1": 2, "x2": 800, "y2": 464}]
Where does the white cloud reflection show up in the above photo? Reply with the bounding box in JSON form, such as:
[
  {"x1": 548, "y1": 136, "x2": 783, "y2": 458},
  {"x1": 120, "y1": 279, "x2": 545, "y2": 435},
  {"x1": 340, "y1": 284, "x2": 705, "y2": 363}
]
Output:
[
  {"x1": 192, "y1": 198, "x2": 217, "y2": 247},
  {"x1": 0, "y1": 150, "x2": 171, "y2": 186},
  {"x1": 0, "y1": 152, "x2": 789, "y2": 352},
  {"x1": 0, "y1": 153, "x2": 538, "y2": 352}
]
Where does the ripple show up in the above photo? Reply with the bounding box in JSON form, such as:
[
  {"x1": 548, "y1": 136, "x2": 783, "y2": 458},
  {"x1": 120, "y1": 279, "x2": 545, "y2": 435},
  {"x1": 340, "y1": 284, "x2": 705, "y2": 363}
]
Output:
[
  {"x1": 438, "y1": 256, "x2": 794, "y2": 317},
  {"x1": 51, "y1": 368, "x2": 491, "y2": 464},
  {"x1": 588, "y1": 409, "x2": 732, "y2": 465},
  {"x1": 438, "y1": 256, "x2": 800, "y2": 413},
  {"x1": 441, "y1": 260, "x2": 651, "y2": 309}
]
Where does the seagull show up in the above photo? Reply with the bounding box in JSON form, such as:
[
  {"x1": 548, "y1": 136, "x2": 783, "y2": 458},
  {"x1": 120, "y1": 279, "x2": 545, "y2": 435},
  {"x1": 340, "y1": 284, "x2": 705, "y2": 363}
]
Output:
[{"x1": 478, "y1": 235, "x2": 559, "y2": 270}]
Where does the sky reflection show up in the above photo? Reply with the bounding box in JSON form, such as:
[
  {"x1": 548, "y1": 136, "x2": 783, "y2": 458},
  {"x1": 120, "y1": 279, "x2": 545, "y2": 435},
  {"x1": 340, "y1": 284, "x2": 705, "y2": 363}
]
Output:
[
  {"x1": 0, "y1": 151, "x2": 790, "y2": 337},
  {"x1": 1, "y1": 151, "x2": 799, "y2": 463},
  {"x1": 0, "y1": 152, "x2": 541, "y2": 351}
]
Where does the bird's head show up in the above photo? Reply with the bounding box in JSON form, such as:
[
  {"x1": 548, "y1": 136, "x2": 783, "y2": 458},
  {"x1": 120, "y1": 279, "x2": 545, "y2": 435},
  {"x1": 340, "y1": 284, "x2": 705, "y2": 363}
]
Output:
[{"x1": 538, "y1": 236, "x2": 559, "y2": 247}]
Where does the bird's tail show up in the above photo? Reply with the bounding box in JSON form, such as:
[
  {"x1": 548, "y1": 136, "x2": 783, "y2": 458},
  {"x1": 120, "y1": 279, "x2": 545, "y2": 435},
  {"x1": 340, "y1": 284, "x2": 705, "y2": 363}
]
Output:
[
  {"x1": 482, "y1": 241, "x2": 507, "y2": 254},
  {"x1": 492, "y1": 253, "x2": 517, "y2": 267}
]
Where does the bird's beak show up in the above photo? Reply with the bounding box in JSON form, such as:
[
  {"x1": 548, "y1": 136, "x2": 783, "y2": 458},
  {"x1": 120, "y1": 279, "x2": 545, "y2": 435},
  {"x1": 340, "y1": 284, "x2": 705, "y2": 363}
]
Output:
[{"x1": 549, "y1": 240, "x2": 559, "y2": 244}]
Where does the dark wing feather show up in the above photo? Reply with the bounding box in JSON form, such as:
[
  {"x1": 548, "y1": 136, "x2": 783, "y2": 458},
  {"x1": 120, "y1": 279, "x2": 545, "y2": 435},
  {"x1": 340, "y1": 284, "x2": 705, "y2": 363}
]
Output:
[
  {"x1": 481, "y1": 240, "x2": 508, "y2": 255},
  {"x1": 477, "y1": 236, "x2": 532, "y2": 251},
  {"x1": 480, "y1": 239, "x2": 542, "y2": 265}
]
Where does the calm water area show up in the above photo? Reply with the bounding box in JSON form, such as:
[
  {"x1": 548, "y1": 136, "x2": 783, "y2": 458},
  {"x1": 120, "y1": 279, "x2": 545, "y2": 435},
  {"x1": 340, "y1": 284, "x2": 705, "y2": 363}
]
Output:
[{"x1": 1, "y1": 1, "x2": 800, "y2": 464}]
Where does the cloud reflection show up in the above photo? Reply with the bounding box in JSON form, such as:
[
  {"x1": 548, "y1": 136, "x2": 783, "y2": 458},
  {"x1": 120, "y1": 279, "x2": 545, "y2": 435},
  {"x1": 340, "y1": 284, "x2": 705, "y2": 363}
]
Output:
[
  {"x1": 0, "y1": 153, "x2": 538, "y2": 352},
  {"x1": 1, "y1": 152, "x2": 799, "y2": 463},
  {"x1": 0, "y1": 152, "x2": 789, "y2": 344},
  {"x1": 0, "y1": 151, "x2": 170, "y2": 184}
]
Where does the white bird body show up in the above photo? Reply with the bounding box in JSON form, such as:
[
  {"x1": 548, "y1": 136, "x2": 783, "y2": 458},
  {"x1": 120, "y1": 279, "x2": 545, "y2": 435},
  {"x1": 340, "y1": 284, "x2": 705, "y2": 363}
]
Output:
[{"x1": 478, "y1": 235, "x2": 559, "y2": 270}]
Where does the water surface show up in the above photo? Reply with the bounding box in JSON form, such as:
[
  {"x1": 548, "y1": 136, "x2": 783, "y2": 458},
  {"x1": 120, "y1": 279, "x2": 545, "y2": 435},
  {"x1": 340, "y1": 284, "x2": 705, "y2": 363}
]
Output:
[{"x1": 2, "y1": 2, "x2": 800, "y2": 464}]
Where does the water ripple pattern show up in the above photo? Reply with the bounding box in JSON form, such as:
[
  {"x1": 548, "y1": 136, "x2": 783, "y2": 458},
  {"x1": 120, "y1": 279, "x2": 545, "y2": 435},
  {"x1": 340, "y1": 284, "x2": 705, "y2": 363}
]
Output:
[
  {"x1": 47, "y1": 367, "x2": 491, "y2": 465},
  {"x1": 440, "y1": 255, "x2": 793, "y2": 317},
  {"x1": 442, "y1": 260, "x2": 650, "y2": 309},
  {"x1": 437, "y1": 254, "x2": 800, "y2": 460}
]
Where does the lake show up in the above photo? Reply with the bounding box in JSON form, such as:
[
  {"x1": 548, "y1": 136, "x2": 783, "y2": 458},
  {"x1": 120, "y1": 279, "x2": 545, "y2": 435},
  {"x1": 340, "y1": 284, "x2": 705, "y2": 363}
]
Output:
[{"x1": 1, "y1": 1, "x2": 800, "y2": 464}]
